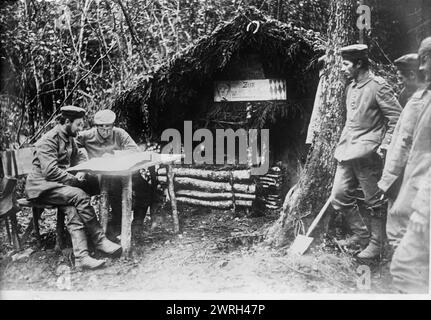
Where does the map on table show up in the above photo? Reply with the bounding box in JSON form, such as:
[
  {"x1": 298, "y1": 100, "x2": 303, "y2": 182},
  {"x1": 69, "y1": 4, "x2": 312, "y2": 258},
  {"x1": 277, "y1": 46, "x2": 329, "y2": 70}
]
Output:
[{"x1": 67, "y1": 152, "x2": 182, "y2": 174}]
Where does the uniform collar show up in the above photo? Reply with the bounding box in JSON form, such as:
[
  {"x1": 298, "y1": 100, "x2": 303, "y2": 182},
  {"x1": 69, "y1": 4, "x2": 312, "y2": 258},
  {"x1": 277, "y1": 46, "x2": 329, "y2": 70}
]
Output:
[
  {"x1": 353, "y1": 71, "x2": 373, "y2": 89},
  {"x1": 57, "y1": 125, "x2": 71, "y2": 142},
  {"x1": 411, "y1": 87, "x2": 430, "y2": 99}
]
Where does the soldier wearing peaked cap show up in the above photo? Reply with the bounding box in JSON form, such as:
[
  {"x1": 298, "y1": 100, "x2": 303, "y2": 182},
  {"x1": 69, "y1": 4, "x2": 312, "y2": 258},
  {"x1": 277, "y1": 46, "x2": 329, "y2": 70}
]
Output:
[
  {"x1": 378, "y1": 53, "x2": 428, "y2": 253},
  {"x1": 76, "y1": 109, "x2": 155, "y2": 238},
  {"x1": 389, "y1": 36, "x2": 431, "y2": 294},
  {"x1": 330, "y1": 44, "x2": 402, "y2": 261},
  {"x1": 25, "y1": 105, "x2": 121, "y2": 270},
  {"x1": 393, "y1": 53, "x2": 425, "y2": 108}
]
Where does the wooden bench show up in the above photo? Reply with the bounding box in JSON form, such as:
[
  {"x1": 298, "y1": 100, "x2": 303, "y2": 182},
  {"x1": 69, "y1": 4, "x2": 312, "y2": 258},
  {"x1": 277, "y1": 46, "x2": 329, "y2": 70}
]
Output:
[{"x1": 0, "y1": 148, "x2": 64, "y2": 250}]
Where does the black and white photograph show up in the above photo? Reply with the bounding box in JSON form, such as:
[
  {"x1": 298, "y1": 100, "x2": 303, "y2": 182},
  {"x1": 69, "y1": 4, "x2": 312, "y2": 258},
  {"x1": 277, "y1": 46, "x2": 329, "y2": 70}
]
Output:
[{"x1": 0, "y1": 0, "x2": 430, "y2": 303}]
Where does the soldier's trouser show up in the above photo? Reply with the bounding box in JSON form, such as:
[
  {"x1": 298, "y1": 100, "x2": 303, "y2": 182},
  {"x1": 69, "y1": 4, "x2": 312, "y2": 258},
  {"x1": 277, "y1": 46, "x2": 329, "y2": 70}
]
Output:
[
  {"x1": 386, "y1": 198, "x2": 409, "y2": 248},
  {"x1": 37, "y1": 185, "x2": 97, "y2": 232},
  {"x1": 331, "y1": 153, "x2": 384, "y2": 239},
  {"x1": 390, "y1": 221, "x2": 429, "y2": 294},
  {"x1": 107, "y1": 172, "x2": 154, "y2": 223}
]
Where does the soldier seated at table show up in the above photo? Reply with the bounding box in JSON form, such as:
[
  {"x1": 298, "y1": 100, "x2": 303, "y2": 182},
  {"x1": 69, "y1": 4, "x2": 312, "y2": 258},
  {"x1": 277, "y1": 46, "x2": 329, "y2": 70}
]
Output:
[
  {"x1": 25, "y1": 106, "x2": 121, "y2": 270},
  {"x1": 76, "y1": 109, "x2": 155, "y2": 237}
]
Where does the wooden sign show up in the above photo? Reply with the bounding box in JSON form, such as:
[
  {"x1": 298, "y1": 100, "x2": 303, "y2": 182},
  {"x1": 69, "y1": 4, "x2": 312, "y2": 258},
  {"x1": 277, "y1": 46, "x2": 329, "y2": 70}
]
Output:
[{"x1": 214, "y1": 79, "x2": 287, "y2": 102}]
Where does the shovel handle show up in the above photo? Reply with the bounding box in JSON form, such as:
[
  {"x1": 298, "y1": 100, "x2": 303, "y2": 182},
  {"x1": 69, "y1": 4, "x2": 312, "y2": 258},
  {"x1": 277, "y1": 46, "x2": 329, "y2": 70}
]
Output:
[{"x1": 305, "y1": 197, "x2": 332, "y2": 237}]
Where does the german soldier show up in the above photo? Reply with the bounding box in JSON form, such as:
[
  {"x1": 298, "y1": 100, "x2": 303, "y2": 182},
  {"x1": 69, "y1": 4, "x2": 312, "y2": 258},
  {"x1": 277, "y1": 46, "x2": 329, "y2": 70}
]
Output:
[
  {"x1": 378, "y1": 53, "x2": 430, "y2": 252},
  {"x1": 331, "y1": 44, "x2": 402, "y2": 260},
  {"x1": 76, "y1": 109, "x2": 154, "y2": 237},
  {"x1": 390, "y1": 37, "x2": 431, "y2": 293},
  {"x1": 25, "y1": 106, "x2": 121, "y2": 270}
]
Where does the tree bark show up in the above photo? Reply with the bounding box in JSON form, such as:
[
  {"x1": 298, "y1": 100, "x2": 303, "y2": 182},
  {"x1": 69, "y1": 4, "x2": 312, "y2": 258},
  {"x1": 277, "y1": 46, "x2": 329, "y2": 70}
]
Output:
[{"x1": 265, "y1": 0, "x2": 356, "y2": 247}]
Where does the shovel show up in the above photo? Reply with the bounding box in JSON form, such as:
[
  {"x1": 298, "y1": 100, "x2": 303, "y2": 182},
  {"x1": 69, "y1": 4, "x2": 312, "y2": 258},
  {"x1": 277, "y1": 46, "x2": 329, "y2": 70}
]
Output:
[{"x1": 290, "y1": 197, "x2": 332, "y2": 255}]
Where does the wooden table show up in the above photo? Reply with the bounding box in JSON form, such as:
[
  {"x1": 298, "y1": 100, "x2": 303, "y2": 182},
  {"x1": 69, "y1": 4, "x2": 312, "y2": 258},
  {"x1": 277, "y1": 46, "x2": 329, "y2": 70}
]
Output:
[{"x1": 68, "y1": 152, "x2": 182, "y2": 256}]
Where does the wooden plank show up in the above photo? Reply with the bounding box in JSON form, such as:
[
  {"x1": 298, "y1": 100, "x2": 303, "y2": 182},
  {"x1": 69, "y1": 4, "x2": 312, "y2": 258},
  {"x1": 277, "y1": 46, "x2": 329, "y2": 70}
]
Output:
[
  {"x1": 157, "y1": 167, "x2": 251, "y2": 181},
  {"x1": 175, "y1": 189, "x2": 255, "y2": 200},
  {"x1": 176, "y1": 197, "x2": 252, "y2": 208},
  {"x1": 120, "y1": 174, "x2": 133, "y2": 257},
  {"x1": 166, "y1": 164, "x2": 180, "y2": 234},
  {"x1": 14, "y1": 148, "x2": 35, "y2": 176},
  {"x1": 1, "y1": 148, "x2": 34, "y2": 177},
  {"x1": 158, "y1": 176, "x2": 256, "y2": 193},
  {"x1": 99, "y1": 175, "x2": 109, "y2": 233}
]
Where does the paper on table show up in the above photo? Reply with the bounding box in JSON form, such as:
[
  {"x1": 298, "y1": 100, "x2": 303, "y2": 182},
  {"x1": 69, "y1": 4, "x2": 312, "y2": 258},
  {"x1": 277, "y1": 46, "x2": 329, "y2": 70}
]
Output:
[
  {"x1": 67, "y1": 152, "x2": 182, "y2": 173},
  {"x1": 67, "y1": 152, "x2": 152, "y2": 173}
]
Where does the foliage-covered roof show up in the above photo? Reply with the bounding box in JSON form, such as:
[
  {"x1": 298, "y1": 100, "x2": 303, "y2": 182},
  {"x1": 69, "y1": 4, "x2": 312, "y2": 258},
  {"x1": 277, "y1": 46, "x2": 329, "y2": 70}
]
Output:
[{"x1": 111, "y1": 7, "x2": 324, "y2": 141}]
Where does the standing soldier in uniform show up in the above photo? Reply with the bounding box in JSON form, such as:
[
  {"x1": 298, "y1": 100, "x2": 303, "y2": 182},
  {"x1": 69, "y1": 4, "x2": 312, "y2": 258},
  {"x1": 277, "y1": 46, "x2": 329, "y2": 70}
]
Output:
[
  {"x1": 25, "y1": 106, "x2": 121, "y2": 270},
  {"x1": 390, "y1": 37, "x2": 431, "y2": 293},
  {"x1": 393, "y1": 53, "x2": 425, "y2": 108},
  {"x1": 331, "y1": 44, "x2": 402, "y2": 260},
  {"x1": 378, "y1": 53, "x2": 429, "y2": 253},
  {"x1": 76, "y1": 109, "x2": 154, "y2": 237}
]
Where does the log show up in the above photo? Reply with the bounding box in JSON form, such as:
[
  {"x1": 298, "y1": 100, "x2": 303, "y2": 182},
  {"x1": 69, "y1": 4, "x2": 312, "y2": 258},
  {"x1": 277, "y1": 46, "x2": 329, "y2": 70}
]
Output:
[
  {"x1": 176, "y1": 197, "x2": 253, "y2": 208},
  {"x1": 175, "y1": 189, "x2": 255, "y2": 200},
  {"x1": 157, "y1": 167, "x2": 251, "y2": 181},
  {"x1": 157, "y1": 176, "x2": 256, "y2": 193}
]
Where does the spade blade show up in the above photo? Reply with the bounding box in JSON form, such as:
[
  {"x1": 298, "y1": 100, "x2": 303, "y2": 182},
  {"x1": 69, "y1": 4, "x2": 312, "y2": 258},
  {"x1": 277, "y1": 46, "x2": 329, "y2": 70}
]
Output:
[{"x1": 290, "y1": 234, "x2": 314, "y2": 255}]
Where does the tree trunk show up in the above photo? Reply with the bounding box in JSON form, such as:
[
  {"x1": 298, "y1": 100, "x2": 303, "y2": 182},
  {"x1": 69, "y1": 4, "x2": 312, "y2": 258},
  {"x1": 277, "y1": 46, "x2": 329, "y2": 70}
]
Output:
[{"x1": 265, "y1": 0, "x2": 356, "y2": 247}]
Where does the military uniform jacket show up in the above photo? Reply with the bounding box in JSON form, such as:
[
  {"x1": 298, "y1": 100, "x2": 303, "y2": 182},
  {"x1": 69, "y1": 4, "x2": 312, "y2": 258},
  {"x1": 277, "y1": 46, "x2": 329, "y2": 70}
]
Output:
[
  {"x1": 25, "y1": 125, "x2": 83, "y2": 199},
  {"x1": 392, "y1": 89, "x2": 431, "y2": 217},
  {"x1": 378, "y1": 88, "x2": 431, "y2": 193},
  {"x1": 411, "y1": 168, "x2": 430, "y2": 222},
  {"x1": 334, "y1": 73, "x2": 402, "y2": 161},
  {"x1": 76, "y1": 127, "x2": 138, "y2": 159},
  {"x1": 398, "y1": 87, "x2": 415, "y2": 109}
]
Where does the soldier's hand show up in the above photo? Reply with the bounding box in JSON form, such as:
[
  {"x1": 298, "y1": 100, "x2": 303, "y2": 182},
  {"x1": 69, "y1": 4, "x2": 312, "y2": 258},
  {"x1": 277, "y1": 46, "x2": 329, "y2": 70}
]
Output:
[
  {"x1": 408, "y1": 212, "x2": 428, "y2": 233},
  {"x1": 376, "y1": 145, "x2": 387, "y2": 160},
  {"x1": 75, "y1": 172, "x2": 86, "y2": 181}
]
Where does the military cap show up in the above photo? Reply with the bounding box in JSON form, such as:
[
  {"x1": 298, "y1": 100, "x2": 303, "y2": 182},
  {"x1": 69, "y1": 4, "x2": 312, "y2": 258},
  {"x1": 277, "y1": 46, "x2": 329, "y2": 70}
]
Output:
[
  {"x1": 340, "y1": 44, "x2": 368, "y2": 61},
  {"x1": 418, "y1": 37, "x2": 431, "y2": 57},
  {"x1": 93, "y1": 109, "x2": 116, "y2": 125},
  {"x1": 394, "y1": 53, "x2": 419, "y2": 71},
  {"x1": 60, "y1": 105, "x2": 86, "y2": 119}
]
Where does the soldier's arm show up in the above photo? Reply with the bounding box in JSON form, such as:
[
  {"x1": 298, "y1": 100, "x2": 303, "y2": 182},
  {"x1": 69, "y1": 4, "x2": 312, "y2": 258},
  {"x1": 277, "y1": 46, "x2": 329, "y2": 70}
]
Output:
[
  {"x1": 376, "y1": 83, "x2": 402, "y2": 149},
  {"x1": 409, "y1": 166, "x2": 430, "y2": 232},
  {"x1": 119, "y1": 128, "x2": 138, "y2": 151},
  {"x1": 36, "y1": 137, "x2": 80, "y2": 186},
  {"x1": 74, "y1": 131, "x2": 90, "y2": 163}
]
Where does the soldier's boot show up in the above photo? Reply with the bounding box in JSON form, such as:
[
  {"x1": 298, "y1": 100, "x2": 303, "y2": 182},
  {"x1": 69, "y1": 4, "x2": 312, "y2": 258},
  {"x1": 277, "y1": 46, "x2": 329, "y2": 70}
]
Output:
[
  {"x1": 337, "y1": 234, "x2": 369, "y2": 248},
  {"x1": 86, "y1": 218, "x2": 122, "y2": 256},
  {"x1": 357, "y1": 216, "x2": 384, "y2": 260},
  {"x1": 70, "y1": 228, "x2": 105, "y2": 270},
  {"x1": 132, "y1": 205, "x2": 148, "y2": 235},
  {"x1": 336, "y1": 206, "x2": 369, "y2": 249}
]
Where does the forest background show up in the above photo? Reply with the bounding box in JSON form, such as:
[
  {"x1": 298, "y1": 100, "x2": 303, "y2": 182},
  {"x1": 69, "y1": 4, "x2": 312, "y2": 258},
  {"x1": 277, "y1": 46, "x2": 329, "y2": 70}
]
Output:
[{"x1": 1, "y1": 0, "x2": 430, "y2": 150}]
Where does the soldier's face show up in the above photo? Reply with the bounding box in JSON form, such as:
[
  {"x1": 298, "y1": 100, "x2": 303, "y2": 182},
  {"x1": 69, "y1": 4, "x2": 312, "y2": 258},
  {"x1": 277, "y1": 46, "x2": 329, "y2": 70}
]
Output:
[
  {"x1": 66, "y1": 118, "x2": 84, "y2": 137},
  {"x1": 419, "y1": 53, "x2": 431, "y2": 81},
  {"x1": 96, "y1": 124, "x2": 114, "y2": 139},
  {"x1": 341, "y1": 60, "x2": 358, "y2": 80},
  {"x1": 397, "y1": 70, "x2": 416, "y2": 89}
]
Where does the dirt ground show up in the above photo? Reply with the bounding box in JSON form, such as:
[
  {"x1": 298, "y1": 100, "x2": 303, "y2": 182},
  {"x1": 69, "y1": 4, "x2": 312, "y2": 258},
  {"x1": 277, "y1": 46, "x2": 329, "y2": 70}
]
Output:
[{"x1": 0, "y1": 204, "x2": 397, "y2": 298}]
